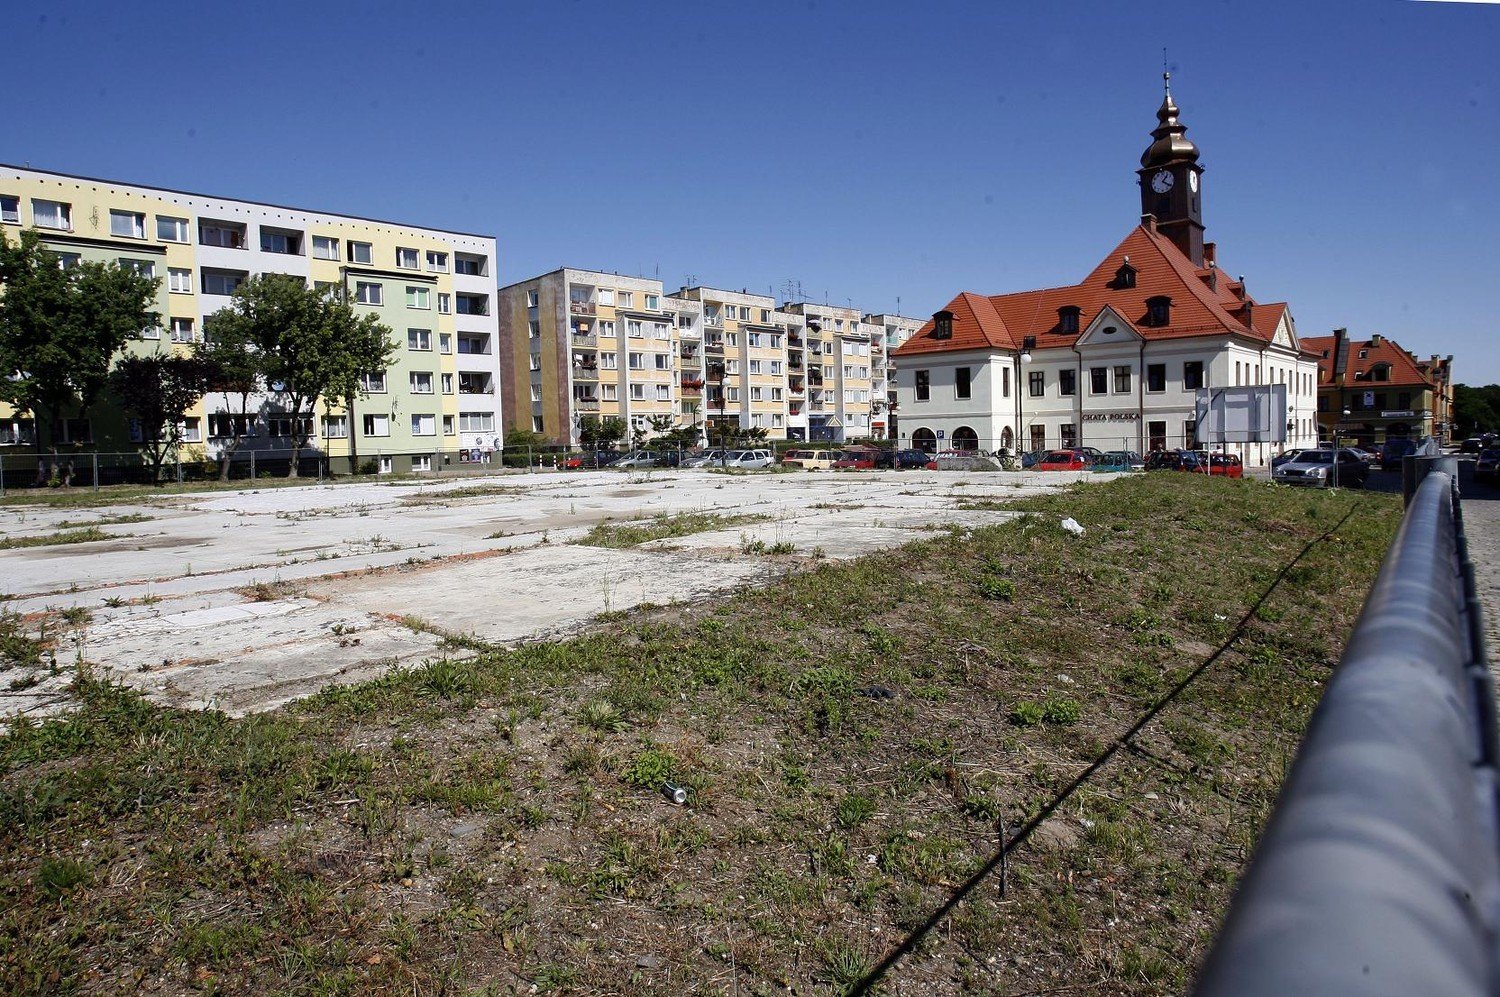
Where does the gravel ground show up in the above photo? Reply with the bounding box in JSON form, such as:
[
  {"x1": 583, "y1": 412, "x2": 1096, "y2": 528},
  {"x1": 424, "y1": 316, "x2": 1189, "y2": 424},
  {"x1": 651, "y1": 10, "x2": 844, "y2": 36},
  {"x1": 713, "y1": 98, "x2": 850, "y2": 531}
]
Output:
[{"x1": 1458, "y1": 459, "x2": 1500, "y2": 666}]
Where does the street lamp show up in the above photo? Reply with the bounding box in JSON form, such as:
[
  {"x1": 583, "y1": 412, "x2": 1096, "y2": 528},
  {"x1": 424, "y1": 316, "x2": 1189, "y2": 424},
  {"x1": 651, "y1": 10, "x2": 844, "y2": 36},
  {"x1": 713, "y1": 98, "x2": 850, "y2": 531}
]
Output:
[
  {"x1": 707, "y1": 359, "x2": 727, "y2": 469},
  {"x1": 1333, "y1": 407, "x2": 1350, "y2": 488},
  {"x1": 1014, "y1": 336, "x2": 1035, "y2": 458}
]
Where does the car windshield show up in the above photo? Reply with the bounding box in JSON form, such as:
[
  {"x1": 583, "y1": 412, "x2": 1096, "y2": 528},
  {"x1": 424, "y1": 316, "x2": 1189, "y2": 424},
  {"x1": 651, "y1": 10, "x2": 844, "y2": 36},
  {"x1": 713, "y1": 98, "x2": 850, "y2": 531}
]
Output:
[
  {"x1": 1044, "y1": 452, "x2": 1073, "y2": 461},
  {"x1": 1294, "y1": 451, "x2": 1335, "y2": 464}
]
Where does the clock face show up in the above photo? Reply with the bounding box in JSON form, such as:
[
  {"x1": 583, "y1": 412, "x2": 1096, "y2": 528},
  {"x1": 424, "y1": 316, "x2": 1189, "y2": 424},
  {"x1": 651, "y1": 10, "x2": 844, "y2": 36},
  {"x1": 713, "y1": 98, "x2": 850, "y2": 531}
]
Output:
[
  {"x1": 1189, "y1": 171, "x2": 1199, "y2": 193},
  {"x1": 1150, "y1": 170, "x2": 1175, "y2": 194}
]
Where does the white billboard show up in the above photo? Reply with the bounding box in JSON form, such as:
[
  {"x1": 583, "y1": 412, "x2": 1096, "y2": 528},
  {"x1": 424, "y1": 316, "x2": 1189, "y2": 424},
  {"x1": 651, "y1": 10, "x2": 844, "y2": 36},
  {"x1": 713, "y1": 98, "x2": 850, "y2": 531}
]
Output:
[{"x1": 1194, "y1": 385, "x2": 1288, "y2": 444}]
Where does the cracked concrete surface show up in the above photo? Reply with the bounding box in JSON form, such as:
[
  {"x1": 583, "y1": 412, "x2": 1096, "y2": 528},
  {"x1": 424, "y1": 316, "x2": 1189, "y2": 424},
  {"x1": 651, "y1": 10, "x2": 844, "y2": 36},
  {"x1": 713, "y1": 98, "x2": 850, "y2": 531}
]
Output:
[{"x1": 0, "y1": 467, "x2": 1088, "y2": 720}]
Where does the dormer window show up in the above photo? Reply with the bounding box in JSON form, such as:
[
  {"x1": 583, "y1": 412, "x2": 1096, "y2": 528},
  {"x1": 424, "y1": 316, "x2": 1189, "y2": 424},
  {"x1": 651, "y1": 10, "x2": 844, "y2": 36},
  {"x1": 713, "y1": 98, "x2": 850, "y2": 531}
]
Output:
[
  {"x1": 1058, "y1": 305, "x2": 1081, "y2": 334},
  {"x1": 1145, "y1": 295, "x2": 1172, "y2": 327},
  {"x1": 1113, "y1": 259, "x2": 1137, "y2": 289},
  {"x1": 932, "y1": 310, "x2": 954, "y2": 340},
  {"x1": 1357, "y1": 349, "x2": 1368, "y2": 359},
  {"x1": 1372, "y1": 363, "x2": 1391, "y2": 382}
]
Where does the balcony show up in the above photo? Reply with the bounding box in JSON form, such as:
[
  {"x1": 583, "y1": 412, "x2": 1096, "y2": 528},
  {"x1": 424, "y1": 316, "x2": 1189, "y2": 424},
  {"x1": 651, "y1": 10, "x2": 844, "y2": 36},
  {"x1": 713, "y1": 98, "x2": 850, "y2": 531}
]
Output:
[
  {"x1": 459, "y1": 373, "x2": 495, "y2": 395},
  {"x1": 569, "y1": 301, "x2": 596, "y2": 316},
  {"x1": 571, "y1": 331, "x2": 598, "y2": 348},
  {"x1": 574, "y1": 396, "x2": 600, "y2": 411},
  {"x1": 808, "y1": 372, "x2": 824, "y2": 386},
  {"x1": 681, "y1": 378, "x2": 705, "y2": 391},
  {"x1": 573, "y1": 363, "x2": 599, "y2": 382}
]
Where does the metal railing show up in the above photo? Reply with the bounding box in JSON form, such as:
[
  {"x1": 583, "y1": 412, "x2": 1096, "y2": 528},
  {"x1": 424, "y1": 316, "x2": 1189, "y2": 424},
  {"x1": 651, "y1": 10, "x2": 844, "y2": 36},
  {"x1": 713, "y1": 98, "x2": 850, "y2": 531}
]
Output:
[{"x1": 1193, "y1": 468, "x2": 1497, "y2": 997}]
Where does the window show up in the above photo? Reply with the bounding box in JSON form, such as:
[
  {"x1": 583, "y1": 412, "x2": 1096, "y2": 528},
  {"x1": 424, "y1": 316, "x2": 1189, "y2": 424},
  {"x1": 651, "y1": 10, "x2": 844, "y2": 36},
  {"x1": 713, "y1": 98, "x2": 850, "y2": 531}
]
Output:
[
  {"x1": 1058, "y1": 306, "x2": 1081, "y2": 334},
  {"x1": 426, "y1": 251, "x2": 448, "y2": 272},
  {"x1": 406, "y1": 286, "x2": 430, "y2": 310},
  {"x1": 168, "y1": 267, "x2": 192, "y2": 293},
  {"x1": 454, "y1": 253, "x2": 486, "y2": 276},
  {"x1": 597, "y1": 288, "x2": 615, "y2": 306},
  {"x1": 527, "y1": 290, "x2": 541, "y2": 308},
  {"x1": 459, "y1": 372, "x2": 492, "y2": 394},
  {"x1": 915, "y1": 369, "x2": 931, "y2": 401},
  {"x1": 442, "y1": 415, "x2": 455, "y2": 436},
  {"x1": 355, "y1": 282, "x2": 383, "y2": 305},
  {"x1": 181, "y1": 417, "x2": 201, "y2": 443},
  {"x1": 360, "y1": 371, "x2": 387, "y2": 393},
  {"x1": 630, "y1": 384, "x2": 646, "y2": 400},
  {"x1": 437, "y1": 293, "x2": 450, "y2": 314},
  {"x1": 655, "y1": 354, "x2": 671, "y2": 370},
  {"x1": 455, "y1": 293, "x2": 488, "y2": 316},
  {"x1": 599, "y1": 353, "x2": 617, "y2": 369},
  {"x1": 602, "y1": 383, "x2": 618, "y2": 401},
  {"x1": 1090, "y1": 367, "x2": 1108, "y2": 394},
  {"x1": 598, "y1": 320, "x2": 616, "y2": 338},
  {"x1": 619, "y1": 291, "x2": 635, "y2": 308},
  {"x1": 656, "y1": 384, "x2": 671, "y2": 401},
  {"x1": 627, "y1": 320, "x2": 644, "y2": 338},
  {"x1": 199, "y1": 221, "x2": 245, "y2": 248},
  {"x1": 312, "y1": 235, "x2": 339, "y2": 260},
  {"x1": 439, "y1": 333, "x2": 452, "y2": 354},
  {"x1": 53, "y1": 252, "x2": 80, "y2": 269},
  {"x1": 1147, "y1": 363, "x2": 1166, "y2": 392},
  {"x1": 141, "y1": 323, "x2": 161, "y2": 340},
  {"x1": 1, "y1": 195, "x2": 18, "y2": 224},
  {"x1": 314, "y1": 280, "x2": 336, "y2": 296},
  {"x1": 118, "y1": 259, "x2": 156, "y2": 278},
  {"x1": 1059, "y1": 369, "x2": 1076, "y2": 396},
  {"x1": 457, "y1": 333, "x2": 489, "y2": 355},
  {"x1": 646, "y1": 294, "x2": 659, "y2": 310},
  {"x1": 378, "y1": 457, "x2": 393, "y2": 474},
  {"x1": 1113, "y1": 365, "x2": 1132, "y2": 393},
  {"x1": 411, "y1": 414, "x2": 436, "y2": 437},
  {"x1": 323, "y1": 415, "x2": 349, "y2": 439},
  {"x1": 410, "y1": 371, "x2": 434, "y2": 394},
  {"x1": 267, "y1": 416, "x2": 312, "y2": 438},
  {"x1": 209, "y1": 414, "x2": 254, "y2": 439},
  {"x1": 32, "y1": 199, "x2": 71, "y2": 230},
  {"x1": 1061, "y1": 423, "x2": 1078, "y2": 449},
  {"x1": 110, "y1": 210, "x2": 145, "y2": 239},
  {"x1": 1029, "y1": 371, "x2": 1045, "y2": 397},
  {"x1": 1145, "y1": 296, "x2": 1172, "y2": 327},
  {"x1": 363, "y1": 414, "x2": 390, "y2": 437},
  {"x1": 529, "y1": 353, "x2": 541, "y2": 371},
  {"x1": 750, "y1": 386, "x2": 764, "y2": 402},
  {"x1": 201, "y1": 270, "x2": 246, "y2": 296},
  {"x1": 407, "y1": 329, "x2": 432, "y2": 351},
  {"x1": 1398, "y1": 391, "x2": 1412, "y2": 409},
  {"x1": 260, "y1": 228, "x2": 301, "y2": 254},
  {"x1": 396, "y1": 247, "x2": 419, "y2": 269},
  {"x1": 1184, "y1": 361, "x2": 1204, "y2": 390},
  {"x1": 348, "y1": 241, "x2": 372, "y2": 264},
  {"x1": 170, "y1": 318, "x2": 195, "y2": 343},
  {"x1": 412, "y1": 456, "x2": 432, "y2": 472},
  {"x1": 628, "y1": 352, "x2": 645, "y2": 370},
  {"x1": 1001, "y1": 366, "x2": 1010, "y2": 398}
]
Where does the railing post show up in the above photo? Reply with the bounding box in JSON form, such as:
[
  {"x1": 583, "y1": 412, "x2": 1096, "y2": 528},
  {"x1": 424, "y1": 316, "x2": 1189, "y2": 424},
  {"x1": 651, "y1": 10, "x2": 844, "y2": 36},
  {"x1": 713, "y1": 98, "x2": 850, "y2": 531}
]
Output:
[
  {"x1": 92, "y1": 453, "x2": 99, "y2": 491},
  {"x1": 250, "y1": 450, "x2": 256, "y2": 480}
]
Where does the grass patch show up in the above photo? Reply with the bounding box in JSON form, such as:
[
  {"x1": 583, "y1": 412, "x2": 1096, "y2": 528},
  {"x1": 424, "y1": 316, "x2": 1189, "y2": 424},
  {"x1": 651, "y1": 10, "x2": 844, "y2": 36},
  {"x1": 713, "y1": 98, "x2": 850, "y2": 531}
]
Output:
[
  {"x1": 577, "y1": 510, "x2": 771, "y2": 548},
  {"x1": 0, "y1": 527, "x2": 119, "y2": 550},
  {"x1": 0, "y1": 474, "x2": 1398, "y2": 994}
]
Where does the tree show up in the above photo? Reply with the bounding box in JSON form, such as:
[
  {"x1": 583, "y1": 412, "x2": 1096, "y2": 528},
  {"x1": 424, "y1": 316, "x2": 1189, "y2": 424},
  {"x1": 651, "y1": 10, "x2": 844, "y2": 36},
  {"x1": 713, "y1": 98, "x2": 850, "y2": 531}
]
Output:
[
  {"x1": 579, "y1": 415, "x2": 626, "y2": 450},
  {"x1": 111, "y1": 354, "x2": 209, "y2": 483},
  {"x1": 1454, "y1": 384, "x2": 1500, "y2": 438},
  {"x1": 0, "y1": 228, "x2": 160, "y2": 484},
  {"x1": 204, "y1": 275, "x2": 395, "y2": 477},
  {"x1": 195, "y1": 318, "x2": 262, "y2": 481}
]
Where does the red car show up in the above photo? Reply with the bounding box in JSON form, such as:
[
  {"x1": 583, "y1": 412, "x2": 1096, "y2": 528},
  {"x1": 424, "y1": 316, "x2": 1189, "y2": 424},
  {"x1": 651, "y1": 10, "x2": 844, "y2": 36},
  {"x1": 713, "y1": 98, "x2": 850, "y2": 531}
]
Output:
[
  {"x1": 832, "y1": 448, "x2": 877, "y2": 469},
  {"x1": 1206, "y1": 453, "x2": 1243, "y2": 478},
  {"x1": 1036, "y1": 450, "x2": 1088, "y2": 471}
]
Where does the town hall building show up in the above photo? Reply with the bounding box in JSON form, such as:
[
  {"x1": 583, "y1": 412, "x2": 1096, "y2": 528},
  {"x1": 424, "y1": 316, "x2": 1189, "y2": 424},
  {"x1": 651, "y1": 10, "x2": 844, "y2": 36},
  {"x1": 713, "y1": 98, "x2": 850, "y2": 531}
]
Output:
[{"x1": 893, "y1": 76, "x2": 1321, "y2": 465}]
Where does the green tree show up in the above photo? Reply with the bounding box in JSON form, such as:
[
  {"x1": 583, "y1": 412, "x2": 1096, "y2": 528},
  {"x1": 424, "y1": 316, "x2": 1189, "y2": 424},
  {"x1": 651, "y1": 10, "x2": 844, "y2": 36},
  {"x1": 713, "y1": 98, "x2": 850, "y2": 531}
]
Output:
[
  {"x1": 194, "y1": 318, "x2": 262, "y2": 481},
  {"x1": 1453, "y1": 384, "x2": 1500, "y2": 438},
  {"x1": 579, "y1": 415, "x2": 626, "y2": 450},
  {"x1": 110, "y1": 354, "x2": 209, "y2": 483},
  {"x1": 0, "y1": 228, "x2": 160, "y2": 483},
  {"x1": 204, "y1": 276, "x2": 395, "y2": 477}
]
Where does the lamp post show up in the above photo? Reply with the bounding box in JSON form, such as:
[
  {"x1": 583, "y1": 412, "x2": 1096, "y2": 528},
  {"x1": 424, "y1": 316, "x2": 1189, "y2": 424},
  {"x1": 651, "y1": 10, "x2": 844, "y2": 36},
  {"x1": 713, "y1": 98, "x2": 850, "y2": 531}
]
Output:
[
  {"x1": 707, "y1": 359, "x2": 727, "y2": 469},
  {"x1": 1015, "y1": 336, "x2": 1034, "y2": 457},
  {"x1": 1333, "y1": 407, "x2": 1350, "y2": 488}
]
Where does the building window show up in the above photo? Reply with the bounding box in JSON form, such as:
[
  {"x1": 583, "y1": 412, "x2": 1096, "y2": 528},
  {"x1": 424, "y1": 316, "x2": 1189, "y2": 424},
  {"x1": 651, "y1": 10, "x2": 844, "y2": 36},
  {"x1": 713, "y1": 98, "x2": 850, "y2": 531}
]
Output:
[
  {"x1": 1029, "y1": 371, "x2": 1045, "y2": 397},
  {"x1": 153, "y1": 215, "x2": 188, "y2": 242},
  {"x1": 438, "y1": 333, "x2": 452, "y2": 355},
  {"x1": 348, "y1": 241, "x2": 372, "y2": 264},
  {"x1": 1090, "y1": 367, "x2": 1108, "y2": 394},
  {"x1": 1145, "y1": 296, "x2": 1172, "y2": 327},
  {"x1": 168, "y1": 267, "x2": 192, "y2": 294},
  {"x1": 260, "y1": 228, "x2": 302, "y2": 255},
  {"x1": 312, "y1": 235, "x2": 339, "y2": 260},
  {"x1": 181, "y1": 417, "x2": 201, "y2": 443},
  {"x1": 954, "y1": 366, "x2": 972, "y2": 400},
  {"x1": 458, "y1": 412, "x2": 494, "y2": 433},
  {"x1": 1114, "y1": 365, "x2": 1132, "y2": 393},
  {"x1": 442, "y1": 373, "x2": 454, "y2": 394},
  {"x1": 915, "y1": 369, "x2": 930, "y2": 401},
  {"x1": 209, "y1": 414, "x2": 254, "y2": 439},
  {"x1": 324, "y1": 415, "x2": 349, "y2": 439},
  {"x1": 170, "y1": 318, "x2": 195, "y2": 344},
  {"x1": 442, "y1": 415, "x2": 455, "y2": 436},
  {"x1": 426, "y1": 251, "x2": 448, "y2": 272},
  {"x1": 1001, "y1": 366, "x2": 1010, "y2": 398},
  {"x1": 396, "y1": 247, "x2": 419, "y2": 269},
  {"x1": 597, "y1": 288, "x2": 615, "y2": 306},
  {"x1": 1061, "y1": 423, "x2": 1078, "y2": 449},
  {"x1": 457, "y1": 333, "x2": 489, "y2": 355},
  {"x1": 378, "y1": 457, "x2": 393, "y2": 474},
  {"x1": 201, "y1": 270, "x2": 246, "y2": 296},
  {"x1": 199, "y1": 221, "x2": 246, "y2": 248},
  {"x1": 0, "y1": 195, "x2": 19, "y2": 224},
  {"x1": 1059, "y1": 369, "x2": 1076, "y2": 396},
  {"x1": 411, "y1": 413, "x2": 436, "y2": 437},
  {"x1": 454, "y1": 253, "x2": 487, "y2": 276},
  {"x1": 1184, "y1": 361, "x2": 1204, "y2": 390},
  {"x1": 360, "y1": 371, "x2": 387, "y2": 393},
  {"x1": 628, "y1": 352, "x2": 645, "y2": 370},
  {"x1": 459, "y1": 372, "x2": 492, "y2": 394},
  {"x1": 455, "y1": 293, "x2": 488, "y2": 316},
  {"x1": 363, "y1": 414, "x2": 390, "y2": 437},
  {"x1": 267, "y1": 417, "x2": 312, "y2": 438},
  {"x1": 110, "y1": 210, "x2": 146, "y2": 239},
  {"x1": 412, "y1": 455, "x2": 432, "y2": 472},
  {"x1": 932, "y1": 311, "x2": 954, "y2": 340},
  {"x1": 406, "y1": 286, "x2": 430, "y2": 310},
  {"x1": 355, "y1": 282, "x2": 383, "y2": 305},
  {"x1": 118, "y1": 259, "x2": 156, "y2": 279},
  {"x1": 407, "y1": 329, "x2": 432, "y2": 351},
  {"x1": 1058, "y1": 306, "x2": 1081, "y2": 334},
  {"x1": 410, "y1": 371, "x2": 434, "y2": 394},
  {"x1": 1147, "y1": 363, "x2": 1166, "y2": 392},
  {"x1": 32, "y1": 199, "x2": 71, "y2": 230}
]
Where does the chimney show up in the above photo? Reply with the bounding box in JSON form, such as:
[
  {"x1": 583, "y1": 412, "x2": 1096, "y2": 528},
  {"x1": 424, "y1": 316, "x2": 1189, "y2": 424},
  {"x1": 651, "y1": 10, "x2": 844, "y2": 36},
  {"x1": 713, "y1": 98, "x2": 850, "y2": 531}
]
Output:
[
  {"x1": 1140, "y1": 213, "x2": 1156, "y2": 231},
  {"x1": 1369, "y1": 333, "x2": 1383, "y2": 347},
  {"x1": 1203, "y1": 242, "x2": 1217, "y2": 267}
]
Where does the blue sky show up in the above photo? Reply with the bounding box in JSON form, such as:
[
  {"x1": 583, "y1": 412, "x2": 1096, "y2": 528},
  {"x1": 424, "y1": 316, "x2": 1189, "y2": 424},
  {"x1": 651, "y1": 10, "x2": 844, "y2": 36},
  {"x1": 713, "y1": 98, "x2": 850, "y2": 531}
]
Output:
[{"x1": 7, "y1": 1, "x2": 1497, "y2": 381}]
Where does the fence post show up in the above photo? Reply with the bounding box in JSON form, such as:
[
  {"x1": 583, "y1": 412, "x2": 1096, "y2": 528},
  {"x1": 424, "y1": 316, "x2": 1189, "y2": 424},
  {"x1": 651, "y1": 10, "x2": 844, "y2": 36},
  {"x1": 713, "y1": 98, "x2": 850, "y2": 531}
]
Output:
[
  {"x1": 92, "y1": 453, "x2": 99, "y2": 492},
  {"x1": 176, "y1": 456, "x2": 183, "y2": 484},
  {"x1": 250, "y1": 451, "x2": 256, "y2": 480},
  {"x1": 527, "y1": 445, "x2": 534, "y2": 473},
  {"x1": 0, "y1": 453, "x2": 5, "y2": 498}
]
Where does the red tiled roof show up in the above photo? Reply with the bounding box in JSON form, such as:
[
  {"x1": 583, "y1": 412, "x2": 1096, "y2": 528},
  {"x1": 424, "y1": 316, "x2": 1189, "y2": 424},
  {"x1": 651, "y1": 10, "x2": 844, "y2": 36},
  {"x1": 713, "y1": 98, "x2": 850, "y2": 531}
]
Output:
[
  {"x1": 1302, "y1": 335, "x2": 1434, "y2": 389},
  {"x1": 895, "y1": 222, "x2": 1286, "y2": 359}
]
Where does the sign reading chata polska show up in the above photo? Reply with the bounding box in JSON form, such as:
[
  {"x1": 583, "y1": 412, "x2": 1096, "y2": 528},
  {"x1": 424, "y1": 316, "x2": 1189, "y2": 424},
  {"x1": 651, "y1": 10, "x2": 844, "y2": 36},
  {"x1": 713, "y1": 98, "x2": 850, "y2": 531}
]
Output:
[{"x1": 1194, "y1": 384, "x2": 1289, "y2": 444}]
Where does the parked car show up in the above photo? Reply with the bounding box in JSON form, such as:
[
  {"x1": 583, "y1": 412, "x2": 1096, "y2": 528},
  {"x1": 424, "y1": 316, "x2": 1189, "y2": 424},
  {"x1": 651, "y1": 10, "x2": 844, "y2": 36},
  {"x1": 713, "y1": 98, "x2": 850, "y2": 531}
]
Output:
[
  {"x1": 832, "y1": 449, "x2": 877, "y2": 469},
  {"x1": 681, "y1": 449, "x2": 726, "y2": 468},
  {"x1": 564, "y1": 450, "x2": 625, "y2": 469},
  {"x1": 1020, "y1": 448, "x2": 1048, "y2": 468},
  {"x1": 1037, "y1": 450, "x2": 1088, "y2": 471},
  {"x1": 1272, "y1": 448, "x2": 1368, "y2": 488},
  {"x1": 1380, "y1": 437, "x2": 1418, "y2": 470},
  {"x1": 1345, "y1": 446, "x2": 1379, "y2": 467},
  {"x1": 1271, "y1": 448, "x2": 1307, "y2": 469},
  {"x1": 1462, "y1": 437, "x2": 1487, "y2": 454},
  {"x1": 1476, "y1": 447, "x2": 1500, "y2": 483},
  {"x1": 880, "y1": 448, "x2": 933, "y2": 469},
  {"x1": 1205, "y1": 452, "x2": 1243, "y2": 478},
  {"x1": 1090, "y1": 451, "x2": 1137, "y2": 473},
  {"x1": 780, "y1": 448, "x2": 835, "y2": 470},
  {"x1": 721, "y1": 448, "x2": 776, "y2": 469},
  {"x1": 613, "y1": 450, "x2": 663, "y2": 468},
  {"x1": 1145, "y1": 449, "x2": 1203, "y2": 472}
]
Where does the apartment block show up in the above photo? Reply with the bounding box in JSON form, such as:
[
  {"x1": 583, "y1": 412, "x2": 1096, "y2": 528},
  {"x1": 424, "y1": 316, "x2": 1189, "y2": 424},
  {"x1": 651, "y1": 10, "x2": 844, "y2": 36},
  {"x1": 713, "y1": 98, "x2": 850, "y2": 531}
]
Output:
[
  {"x1": 0, "y1": 165, "x2": 500, "y2": 474},
  {"x1": 863, "y1": 313, "x2": 925, "y2": 438}
]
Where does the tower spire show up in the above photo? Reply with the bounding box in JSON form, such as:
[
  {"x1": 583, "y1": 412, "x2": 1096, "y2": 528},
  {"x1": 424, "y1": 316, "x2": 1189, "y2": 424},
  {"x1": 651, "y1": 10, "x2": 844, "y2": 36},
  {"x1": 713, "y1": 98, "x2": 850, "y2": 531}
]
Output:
[{"x1": 1138, "y1": 73, "x2": 1206, "y2": 265}]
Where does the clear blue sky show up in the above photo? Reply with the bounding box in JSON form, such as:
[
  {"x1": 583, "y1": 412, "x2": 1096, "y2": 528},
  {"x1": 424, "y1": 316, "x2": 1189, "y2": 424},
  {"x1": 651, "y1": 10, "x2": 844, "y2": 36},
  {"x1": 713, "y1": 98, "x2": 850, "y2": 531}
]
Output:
[{"x1": 6, "y1": 1, "x2": 1497, "y2": 382}]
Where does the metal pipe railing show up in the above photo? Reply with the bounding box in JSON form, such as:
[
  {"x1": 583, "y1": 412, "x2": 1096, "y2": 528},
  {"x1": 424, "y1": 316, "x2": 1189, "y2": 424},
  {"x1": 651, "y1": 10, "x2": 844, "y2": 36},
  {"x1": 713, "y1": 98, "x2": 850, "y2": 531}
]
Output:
[{"x1": 1194, "y1": 470, "x2": 1498, "y2": 997}]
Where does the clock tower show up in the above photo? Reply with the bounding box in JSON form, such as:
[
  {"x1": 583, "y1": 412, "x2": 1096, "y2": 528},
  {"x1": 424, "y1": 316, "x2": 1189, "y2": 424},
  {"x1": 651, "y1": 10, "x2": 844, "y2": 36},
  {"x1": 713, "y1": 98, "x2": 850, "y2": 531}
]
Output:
[{"x1": 1137, "y1": 73, "x2": 1206, "y2": 266}]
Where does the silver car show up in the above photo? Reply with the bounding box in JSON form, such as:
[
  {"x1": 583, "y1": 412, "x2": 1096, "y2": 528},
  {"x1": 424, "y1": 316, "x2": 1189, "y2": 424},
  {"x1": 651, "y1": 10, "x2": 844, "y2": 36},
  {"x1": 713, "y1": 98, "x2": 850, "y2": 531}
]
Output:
[
  {"x1": 722, "y1": 448, "x2": 775, "y2": 469},
  {"x1": 1272, "y1": 448, "x2": 1368, "y2": 488}
]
